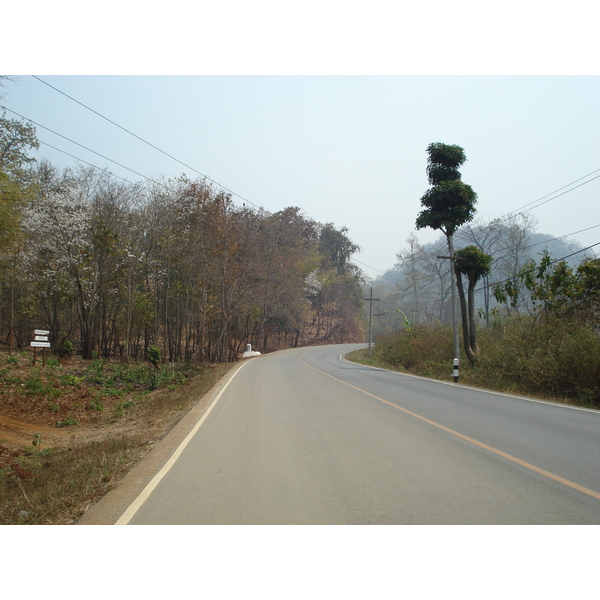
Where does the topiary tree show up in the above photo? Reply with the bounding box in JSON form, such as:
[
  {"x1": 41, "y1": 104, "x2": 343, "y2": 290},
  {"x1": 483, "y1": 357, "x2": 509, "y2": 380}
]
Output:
[
  {"x1": 416, "y1": 143, "x2": 477, "y2": 238},
  {"x1": 416, "y1": 142, "x2": 478, "y2": 363}
]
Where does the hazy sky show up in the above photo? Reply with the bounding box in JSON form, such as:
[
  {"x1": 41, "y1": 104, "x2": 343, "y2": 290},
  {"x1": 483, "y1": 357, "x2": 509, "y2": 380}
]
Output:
[{"x1": 3, "y1": 3, "x2": 599, "y2": 280}]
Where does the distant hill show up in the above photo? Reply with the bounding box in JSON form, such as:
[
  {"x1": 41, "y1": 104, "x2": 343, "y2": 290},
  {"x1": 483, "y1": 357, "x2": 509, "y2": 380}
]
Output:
[{"x1": 365, "y1": 227, "x2": 595, "y2": 334}]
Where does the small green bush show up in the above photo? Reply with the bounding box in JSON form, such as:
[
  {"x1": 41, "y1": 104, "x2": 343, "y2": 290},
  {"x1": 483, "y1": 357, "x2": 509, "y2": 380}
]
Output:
[
  {"x1": 25, "y1": 375, "x2": 47, "y2": 395},
  {"x1": 146, "y1": 345, "x2": 162, "y2": 368},
  {"x1": 86, "y1": 359, "x2": 106, "y2": 383},
  {"x1": 55, "y1": 336, "x2": 74, "y2": 358},
  {"x1": 54, "y1": 416, "x2": 78, "y2": 427},
  {"x1": 60, "y1": 373, "x2": 85, "y2": 386},
  {"x1": 89, "y1": 399, "x2": 104, "y2": 411}
]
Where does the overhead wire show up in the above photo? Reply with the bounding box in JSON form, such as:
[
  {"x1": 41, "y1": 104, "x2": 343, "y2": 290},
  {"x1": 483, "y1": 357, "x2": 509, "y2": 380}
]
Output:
[
  {"x1": 32, "y1": 75, "x2": 600, "y2": 223},
  {"x1": 472, "y1": 240, "x2": 600, "y2": 296},
  {"x1": 467, "y1": 223, "x2": 600, "y2": 269},
  {"x1": 498, "y1": 168, "x2": 600, "y2": 217},
  {"x1": 1, "y1": 106, "x2": 172, "y2": 192},
  {"x1": 36, "y1": 140, "x2": 163, "y2": 189},
  {"x1": 361, "y1": 228, "x2": 600, "y2": 301},
  {"x1": 30, "y1": 75, "x2": 264, "y2": 210},
  {"x1": 360, "y1": 216, "x2": 600, "y2": 295},
  {"x1": 394, "y1": 168, "x2": 600, "y2": 284}
]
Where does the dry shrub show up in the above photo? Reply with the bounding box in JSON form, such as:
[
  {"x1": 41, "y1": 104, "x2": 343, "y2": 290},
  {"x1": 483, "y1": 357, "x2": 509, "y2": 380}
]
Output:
[
  {"x1": 375, "y1": 326, "x2": 454, "y2": 377},
  {"x1": 477, "y1": 316, "x2": 600, "y2": 406},
  {"x1": 360, "y1": 317, "x2": 600, "y2": 408},
  {"x1": 1, "y1": 436, "x2": 147, "y2": 525}
]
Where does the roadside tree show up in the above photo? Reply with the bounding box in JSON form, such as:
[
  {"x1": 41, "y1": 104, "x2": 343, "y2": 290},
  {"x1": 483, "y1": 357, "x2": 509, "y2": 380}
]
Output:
[
  {"x1": 454, "y1": 245, "x2": 492, "y2": 362},
  {"x1": 415, "y1": 142, "x2": 477, "y2": 361}
]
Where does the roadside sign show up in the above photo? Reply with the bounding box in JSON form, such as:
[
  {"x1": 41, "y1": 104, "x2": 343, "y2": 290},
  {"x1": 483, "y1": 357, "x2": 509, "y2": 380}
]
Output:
[{"x1": 31, "y1": 330, "x2": 51, "y2": 367}]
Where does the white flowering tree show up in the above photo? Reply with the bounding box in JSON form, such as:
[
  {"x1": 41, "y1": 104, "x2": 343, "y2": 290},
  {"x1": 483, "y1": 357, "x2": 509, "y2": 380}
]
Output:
[{"x1": 23, "y1": 166, "x2": 136, "y2": 358}]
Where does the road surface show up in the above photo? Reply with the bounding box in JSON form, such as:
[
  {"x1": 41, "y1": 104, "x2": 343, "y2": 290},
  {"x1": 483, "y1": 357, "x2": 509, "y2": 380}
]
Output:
[{"x1": 79, "y1": 343, "x2": 600, "y2": 524}]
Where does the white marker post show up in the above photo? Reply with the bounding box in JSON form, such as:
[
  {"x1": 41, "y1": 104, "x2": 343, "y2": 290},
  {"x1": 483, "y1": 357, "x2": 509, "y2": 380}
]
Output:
[
  {"x1": 31, "y1": 330, "x2": 51, "y2": 367},
  {"x1": 242, "y1": 343, "x2": 261, "y2": 358},
  {"x1": 453, "y1": 358, "x2": 459, "y2": 383}
]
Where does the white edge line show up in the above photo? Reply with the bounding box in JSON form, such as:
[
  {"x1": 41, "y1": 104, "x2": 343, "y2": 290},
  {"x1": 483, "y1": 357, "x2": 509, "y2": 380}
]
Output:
[
  {"x1": 114, "y1": 360, "x2": 250, "y2": 525},
  {"x1": 339, "y1": 349, "x2": 600, "y2": 415}
]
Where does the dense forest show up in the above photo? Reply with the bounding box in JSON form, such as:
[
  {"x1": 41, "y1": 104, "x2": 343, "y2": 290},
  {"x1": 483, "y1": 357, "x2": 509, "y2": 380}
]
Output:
[{"x1": 0, "y1": 108, "x2": 365, "y2": 363}]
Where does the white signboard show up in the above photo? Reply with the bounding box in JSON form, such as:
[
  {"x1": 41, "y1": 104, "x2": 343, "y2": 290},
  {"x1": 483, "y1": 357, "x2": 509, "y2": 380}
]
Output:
[
  {"x1": 31, "y1": 341, "x2": 51, "y2": 348},
  {"x1": 34, "y1": 330, "x2": 50, "y2": 336},
  {"x1": 35, "y1": 335, "x2": 48, "y2": 341}
]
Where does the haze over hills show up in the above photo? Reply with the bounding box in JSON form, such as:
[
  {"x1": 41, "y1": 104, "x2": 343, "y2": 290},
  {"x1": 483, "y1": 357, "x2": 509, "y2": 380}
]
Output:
[{"x1": 365, "y1": 223, "x2": 596, "y2": 336}]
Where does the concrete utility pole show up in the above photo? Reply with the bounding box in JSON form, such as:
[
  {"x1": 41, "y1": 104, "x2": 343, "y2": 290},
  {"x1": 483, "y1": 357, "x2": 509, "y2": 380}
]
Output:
[
  {"x1": 363, "y1": 287, "x2": 380, "y2": 355},
  {"x1": 438, "y1": 254, "x2": 460, "y2": 382}
]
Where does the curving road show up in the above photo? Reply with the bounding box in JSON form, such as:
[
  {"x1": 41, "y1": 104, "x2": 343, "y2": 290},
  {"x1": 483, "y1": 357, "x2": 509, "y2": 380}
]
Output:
[{"x1": 80, "y1": 343, "x2": 600, "y2": 524}]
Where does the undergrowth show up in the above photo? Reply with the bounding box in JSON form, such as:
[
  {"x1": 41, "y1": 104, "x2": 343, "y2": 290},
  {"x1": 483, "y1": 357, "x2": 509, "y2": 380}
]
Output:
[
  {"x1": 349, "y1": 316, "x2": 600, "y2": 409},
  {"x1": 0, "y1": 359, "x2": 233, "y2": 524}
]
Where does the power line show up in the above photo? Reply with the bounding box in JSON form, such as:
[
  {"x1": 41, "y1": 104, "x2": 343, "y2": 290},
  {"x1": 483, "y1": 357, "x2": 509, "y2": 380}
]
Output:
[
  {"x1": 31, "y1": 75, "x2": 263, "y2": 210},
  {"x1": 30, "y1": 75, "x2": 600, "y2": 221},
  {"x1": 473, "y1": 240, "x2": 600, "y2": 295},
  {"x1": 37, "y1": 140, "x2": 168, "y2": 189},
  {"x1": 362, "y1": 229, "x2": 600, "y2": 301},
  {"x1": 474, "y1": 223, "x2": 600, "y2": 269},
  {"x1": 499, "y1": 168, "x2": 600, "y2": 218},
  {"x1": 3, "y1": 105, "x2": 261, "y2": 208},
  {"x1": 356, "y1": 217, "x2": 600, "y2": 290},
  {"x1": 516, "y1": 175, "x2": 600, "y2": 215},
  {"x1": 363, "y1": 239, "x2": 600, "y2": 326},
  {"x1": 370, "y1": 220, "x2": 600, "y2": 294},
  {"x1": 2, "y1": 105, "x2": 172, "y2": 190}
]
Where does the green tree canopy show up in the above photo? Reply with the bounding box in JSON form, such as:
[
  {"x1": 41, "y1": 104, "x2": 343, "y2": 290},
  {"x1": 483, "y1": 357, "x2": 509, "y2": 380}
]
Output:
[
  {"x1": 416, "y1": 180, "x2": 477, "y2": 236},
  {"x1": 455, "y1": 245, "x2": 493, "y2": 283},
  {"x1": 0, "y1": 112, "x2": 39, "y2": 252},
  {"x1": 0, "y1": 111, "x2": 39, "y2": 181},
  {"x1": 416, "y1": 142, "x2": 477, "y2": 236}
]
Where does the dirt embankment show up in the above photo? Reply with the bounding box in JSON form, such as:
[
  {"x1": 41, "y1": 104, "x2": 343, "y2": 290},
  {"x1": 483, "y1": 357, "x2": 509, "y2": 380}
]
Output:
[
  {"x1": 1, "y1": 355, "x2": 122, "y2": 456},
  {"x1": 0, "y1": 352, "x2": 230, "y2": 466},
  {"x1": 1, "y1": 350, "x2": 235, "y2": 524}
]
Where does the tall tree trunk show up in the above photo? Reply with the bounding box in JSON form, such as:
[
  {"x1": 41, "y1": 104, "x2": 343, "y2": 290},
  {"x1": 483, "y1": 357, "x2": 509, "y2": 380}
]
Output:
[
  {"x1": 453, "y1": 264, "x2": 477, "y2": 365},
  {"x1": 467, "y1": 277, "x2": 479, "y2": 357}
]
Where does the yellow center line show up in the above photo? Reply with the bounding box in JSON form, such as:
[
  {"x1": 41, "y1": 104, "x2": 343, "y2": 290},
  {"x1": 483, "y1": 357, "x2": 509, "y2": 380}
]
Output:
[{"x1": 300, "y1": 357, "x2": 600, "y2": 502}]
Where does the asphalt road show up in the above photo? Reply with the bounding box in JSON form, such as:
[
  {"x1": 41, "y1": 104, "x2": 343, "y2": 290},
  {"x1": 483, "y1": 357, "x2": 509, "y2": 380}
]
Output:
[{"x1": 81, "y1": 343, "x2": 600, "y2": 524}]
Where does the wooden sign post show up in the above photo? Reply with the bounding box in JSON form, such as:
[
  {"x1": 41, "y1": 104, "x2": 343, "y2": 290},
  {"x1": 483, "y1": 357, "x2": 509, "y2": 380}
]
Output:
[{"x1": 31, "y1": 330, "x2": 51, "y2": 367}]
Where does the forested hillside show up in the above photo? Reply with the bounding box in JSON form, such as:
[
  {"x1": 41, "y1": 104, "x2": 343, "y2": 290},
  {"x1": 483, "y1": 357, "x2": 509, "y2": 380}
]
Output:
[
  {"x1": 0, "y1": 111, "x2": 365, "y2": 363},
  {"x1": 370, "y1": 214, "x2": 596, "y2": 335}
]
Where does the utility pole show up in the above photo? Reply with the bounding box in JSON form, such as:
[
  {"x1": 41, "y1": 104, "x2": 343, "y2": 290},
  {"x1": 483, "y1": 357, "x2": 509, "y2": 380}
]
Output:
[
  {"x1": 438, "y1": 254, "x2": 460, "y2": 382},
  {"x1": 363, "y1": 287, "x2": 380, "y2": 355}
]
